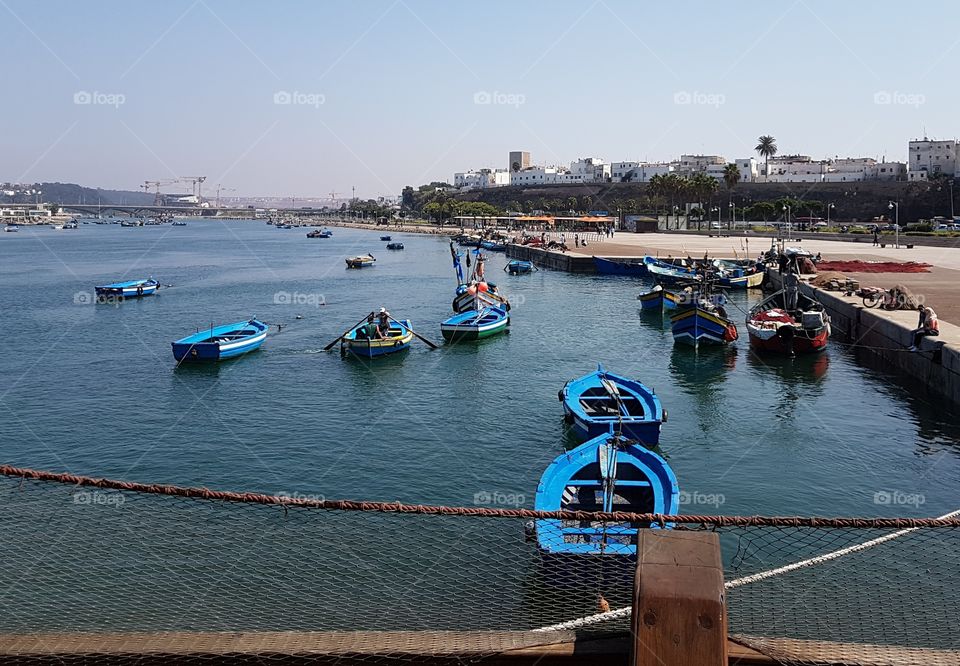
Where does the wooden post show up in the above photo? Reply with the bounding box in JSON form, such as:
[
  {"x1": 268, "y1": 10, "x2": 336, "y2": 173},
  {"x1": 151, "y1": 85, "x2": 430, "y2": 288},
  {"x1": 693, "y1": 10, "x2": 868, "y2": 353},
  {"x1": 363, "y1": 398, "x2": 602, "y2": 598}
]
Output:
[{"x1": 631, "y1": 530, "x2": 727, "y2": 666}]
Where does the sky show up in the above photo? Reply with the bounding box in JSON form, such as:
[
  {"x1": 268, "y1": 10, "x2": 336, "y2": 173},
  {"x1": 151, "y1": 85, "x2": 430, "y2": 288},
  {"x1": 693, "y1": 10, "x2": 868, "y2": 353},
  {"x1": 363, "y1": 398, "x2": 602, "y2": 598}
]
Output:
[{"x1": 1, "y1": 0, "x2": 957, "y2": 199}]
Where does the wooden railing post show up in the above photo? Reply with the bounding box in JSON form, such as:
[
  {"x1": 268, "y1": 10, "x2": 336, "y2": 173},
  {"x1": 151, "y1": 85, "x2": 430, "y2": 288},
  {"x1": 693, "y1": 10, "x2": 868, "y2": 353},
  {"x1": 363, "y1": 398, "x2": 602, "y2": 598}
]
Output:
[{"x1": 631, "y1": 530, "x2": 727, "y2": 666}]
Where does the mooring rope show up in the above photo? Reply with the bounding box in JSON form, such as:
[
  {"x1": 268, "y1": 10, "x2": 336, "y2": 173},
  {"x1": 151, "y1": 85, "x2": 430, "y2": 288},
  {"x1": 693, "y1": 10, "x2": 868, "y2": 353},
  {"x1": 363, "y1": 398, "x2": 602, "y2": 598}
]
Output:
[{"x1": 532, "y1": 506, "x2": 960, "y2": 632}]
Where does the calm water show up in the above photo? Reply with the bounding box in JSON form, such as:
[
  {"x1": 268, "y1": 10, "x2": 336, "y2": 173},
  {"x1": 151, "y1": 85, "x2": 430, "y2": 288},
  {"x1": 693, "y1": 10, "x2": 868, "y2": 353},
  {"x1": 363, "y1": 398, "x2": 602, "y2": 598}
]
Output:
[{"x1": 2, "y1": 220, "x2": 959, "y2": 517}]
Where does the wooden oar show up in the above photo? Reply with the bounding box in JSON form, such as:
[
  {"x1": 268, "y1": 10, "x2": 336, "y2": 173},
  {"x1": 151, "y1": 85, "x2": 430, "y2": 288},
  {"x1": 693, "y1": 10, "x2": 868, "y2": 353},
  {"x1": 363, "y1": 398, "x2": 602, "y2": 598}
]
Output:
[
  {"x1": 323, "y1": 312, "x2": 374, "y2": 351},
  {"x1": 387, "y1": 314, "x2": 439, "y2": 349}
]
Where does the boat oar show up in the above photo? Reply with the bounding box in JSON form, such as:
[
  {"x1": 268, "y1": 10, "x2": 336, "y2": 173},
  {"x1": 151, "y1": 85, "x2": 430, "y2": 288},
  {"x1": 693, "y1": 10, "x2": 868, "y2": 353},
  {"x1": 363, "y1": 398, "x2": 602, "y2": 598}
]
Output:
[
  {"x1": 323, "y1": 312, "x2": 374, "y2": 351},
  {"x1": 387, "y1": 314, "x2": 439, "y2": 349}
]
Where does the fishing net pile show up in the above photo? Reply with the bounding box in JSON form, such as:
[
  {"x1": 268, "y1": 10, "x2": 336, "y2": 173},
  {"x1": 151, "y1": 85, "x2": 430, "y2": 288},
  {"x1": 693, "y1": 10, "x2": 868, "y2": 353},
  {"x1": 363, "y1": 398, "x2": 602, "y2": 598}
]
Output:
[
  {"x1": 816, "y1": 260, "x2": 932, "y2": 273},
  {"x1": 0, "y1": 468, "x2": 958, "y2": 665}
]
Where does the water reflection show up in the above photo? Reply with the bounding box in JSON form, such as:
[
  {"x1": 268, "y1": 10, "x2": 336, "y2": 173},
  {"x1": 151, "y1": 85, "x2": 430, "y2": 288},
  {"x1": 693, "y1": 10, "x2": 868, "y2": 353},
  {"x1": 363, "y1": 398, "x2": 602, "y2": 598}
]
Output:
[{"x1": 745, "y1": 350, "x2": 829, "y2": 421}]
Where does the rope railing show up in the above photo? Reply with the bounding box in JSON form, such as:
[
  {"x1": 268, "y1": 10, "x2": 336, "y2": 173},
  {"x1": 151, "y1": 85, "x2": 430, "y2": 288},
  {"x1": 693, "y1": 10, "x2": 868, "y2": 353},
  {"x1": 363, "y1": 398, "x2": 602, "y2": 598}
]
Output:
[{"x1": 2, "y1": 464, "x2": 958, "y2": 529}]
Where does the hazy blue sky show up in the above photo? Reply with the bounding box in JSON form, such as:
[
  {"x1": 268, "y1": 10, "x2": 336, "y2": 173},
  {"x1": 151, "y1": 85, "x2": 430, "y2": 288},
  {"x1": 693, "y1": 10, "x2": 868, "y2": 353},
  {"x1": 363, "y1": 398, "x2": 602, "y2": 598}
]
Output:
[{"x1": 1, "y1": 1, "x2": 956, "y2": 198}]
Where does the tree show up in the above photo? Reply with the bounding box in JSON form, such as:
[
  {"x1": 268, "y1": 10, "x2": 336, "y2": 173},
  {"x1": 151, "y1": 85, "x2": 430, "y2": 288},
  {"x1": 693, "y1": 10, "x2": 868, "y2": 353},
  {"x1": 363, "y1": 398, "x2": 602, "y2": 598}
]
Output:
[
  {"x1": 722, "y1": 163, "x2": 740, "y2": 192},
  {"x1": 401, "y1": 186, "x2": 415, "y2": 209},
  {"x1": 755, "y1": 135, "x2": 778, "y2": 180},
  {"x1": 566, "y1": 196, "x2": 579, "y2": 213},
  {"x1": 748, "y1": 201, "x2": 777, "y2": 222}
]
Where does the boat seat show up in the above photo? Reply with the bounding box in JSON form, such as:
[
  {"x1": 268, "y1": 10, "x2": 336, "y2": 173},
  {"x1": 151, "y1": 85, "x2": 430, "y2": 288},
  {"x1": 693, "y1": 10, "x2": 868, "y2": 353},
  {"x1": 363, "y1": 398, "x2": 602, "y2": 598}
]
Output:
[{"x1": 565, "y1": 480, "x2": 652, "y2": 488}]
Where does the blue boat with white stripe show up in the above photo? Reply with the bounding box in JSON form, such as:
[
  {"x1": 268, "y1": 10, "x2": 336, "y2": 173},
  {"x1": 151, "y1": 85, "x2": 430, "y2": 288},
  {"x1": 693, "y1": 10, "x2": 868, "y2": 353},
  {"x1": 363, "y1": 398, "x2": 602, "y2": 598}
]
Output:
[
  {"x1": 534, "y1": 432, "x2": 679, "y2": 556},
  {"x1": 559, "y1": 363, "x2": 664, "y2": 446},
  {"x1": 95, "y1": 277, "x2": 160, "y2": 299},
  {"x1": 171, "y1": 319, "x2": 268, "y2": 362}
]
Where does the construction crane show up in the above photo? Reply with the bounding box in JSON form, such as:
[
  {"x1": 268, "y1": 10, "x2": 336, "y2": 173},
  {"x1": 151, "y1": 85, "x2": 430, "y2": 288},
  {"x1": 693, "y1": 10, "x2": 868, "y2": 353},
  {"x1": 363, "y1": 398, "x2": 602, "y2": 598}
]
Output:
[
  {"x1": 328, "y1": 191, "x2": 340, "y2": 201},
  {"x1": 179, "y1": 176, "x2": 207, "y2": 204},
  {"x1": 215, "y1": 184, "x2": 236, "y2": 208},
  {"x1": 142, "y1": 179, "x2": 180, "y2": 206}
]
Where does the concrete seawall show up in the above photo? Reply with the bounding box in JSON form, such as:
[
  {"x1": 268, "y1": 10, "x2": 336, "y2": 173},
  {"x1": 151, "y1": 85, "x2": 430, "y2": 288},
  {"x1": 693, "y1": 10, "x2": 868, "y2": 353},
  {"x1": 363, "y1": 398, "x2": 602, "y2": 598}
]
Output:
[
  {"x1": 769, "y1": 271, "x2": 960, "y2": 406},
  {"x1": 505, "y1": 244, "x2": 595, "y2": 272}
]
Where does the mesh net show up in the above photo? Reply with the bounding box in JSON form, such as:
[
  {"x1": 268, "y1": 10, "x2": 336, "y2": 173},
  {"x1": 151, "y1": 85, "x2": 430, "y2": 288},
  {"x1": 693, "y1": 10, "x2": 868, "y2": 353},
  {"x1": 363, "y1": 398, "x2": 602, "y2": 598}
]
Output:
[{"x1": 1, "y1": 472, "x2": 958, "y2": 665}]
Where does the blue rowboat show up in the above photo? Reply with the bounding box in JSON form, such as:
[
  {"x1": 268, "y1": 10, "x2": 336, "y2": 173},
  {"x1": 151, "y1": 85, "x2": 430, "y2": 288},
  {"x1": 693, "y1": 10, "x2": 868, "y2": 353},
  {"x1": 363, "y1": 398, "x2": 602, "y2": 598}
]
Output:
[
  {"x1": 386, "y1": 242, "x2": 404, "y2": 250},
  {"x1": 440, "y1": 306, "x2": 509, "y2": 342},
  {"x1": 559, "y1": 363, "x2": 664, "y2": 445},
  {"x1": 593, "y1": 257, "x2": 647, "y2": 276},
  {"x1": 343, "y1": 319, "x2": 413, "y2": 358},
  {"x1": 643, "y1": 256, "x2": 698, "y2": 284},
  {"x1": 638, "y1": 287, "x2": 683, "y2": 312},
  {"x1": 94, "y1": 278, "x2": 160, "y2": 299},
  {"x1": 480, "y1": 240, "x2": 505, "y2": 251},
  {"x1": 453, "y1": 283, "x2": 510, "y2": 313},
  {"x1": 380, "y1": 235, "x2": 392, "y2": 241},
  {"x1": 670, "y1": 304, "x2": 739, "y2": 348},
  {"x1": 534, "y1": 432, "x2": 679, "y2": 556},
  {"x1": 171, "y1": 319, "x2": 268, "y2": 362},
  {"x1": 505, "y1": 260, "x2": 534, "y2": 275}
]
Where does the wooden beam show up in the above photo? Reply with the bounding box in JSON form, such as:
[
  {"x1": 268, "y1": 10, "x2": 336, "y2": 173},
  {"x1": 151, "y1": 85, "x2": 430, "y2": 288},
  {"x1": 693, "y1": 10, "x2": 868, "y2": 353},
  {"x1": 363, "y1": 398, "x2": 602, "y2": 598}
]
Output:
[{"x1": 632, "y1": 530, "x2": 727, "y2": 666}]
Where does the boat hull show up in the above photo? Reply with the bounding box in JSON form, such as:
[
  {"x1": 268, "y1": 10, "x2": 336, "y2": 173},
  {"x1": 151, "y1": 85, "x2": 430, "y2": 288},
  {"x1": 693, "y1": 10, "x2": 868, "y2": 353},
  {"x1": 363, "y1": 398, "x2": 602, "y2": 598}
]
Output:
[
  {"x1": 748, "y1": 326, "x2": 829, "y2": 354},
  {"x1": 346, "y1": 256, "x2": 375, "y2": 268},
  {"x1": 344, "y1": 320, "x2": 413, "y2": 358},
  {"x1": 171, "y1": 320, "x2": 268, "y2": 362},
  {"x1": 440, "y1": 307, "x2": 509, "y2": 342},
  {"x1": 594, "y1": 257, "x2": 647, "y2": 276},
  {"x1": 560, "y1": 364, "x2": 663, "y2": 446},
  {"x1": 453, "y1": 284, "x2": 509, "y2": 313},
  {"x1": 94, "y1": 279, "x2": 160, "y2": 299},
  {"x1": 670, "y1": 307, "x2": 738, "y2": 347},
  {"x1": 637, "y1": 290, "x2": 664, "y2": 310},
  {"x1": 746, "y1": 292, "x2": 831, "y2": 354},
  {"x1": 506, "y1": 260, "x2": 533, "y2": 274}
]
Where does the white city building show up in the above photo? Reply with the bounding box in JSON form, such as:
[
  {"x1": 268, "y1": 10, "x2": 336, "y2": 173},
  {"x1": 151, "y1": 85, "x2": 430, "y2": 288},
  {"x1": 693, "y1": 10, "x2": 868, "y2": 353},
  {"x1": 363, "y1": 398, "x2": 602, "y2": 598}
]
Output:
[
  {"x1": 509, "y1": 166, "x2": 562, "y2": 186},
  {"x1": 822, "y1": 158, "x2": 906, "y2": 182},
  {"x1": 735, "y1": 158, "x2": 759, "y2": 182},
  {"x1": 568, "y1": 157, "x2": 610, "y2": 183},
  {"x1": 611, "y1": 162, "x2": 675, "y2": 182},
  {"x1": 454, "y1": 168, "x2": 510, "y2": 190},
  {"x1": 908, "y1": 138, "x2": 958, "y2": 181},
  {"x1": 763, "y1": 155, "x2": 825, "y2": 183},
  {"x1": 676, "y1": 154, "x2": 725, "y2": 176}
]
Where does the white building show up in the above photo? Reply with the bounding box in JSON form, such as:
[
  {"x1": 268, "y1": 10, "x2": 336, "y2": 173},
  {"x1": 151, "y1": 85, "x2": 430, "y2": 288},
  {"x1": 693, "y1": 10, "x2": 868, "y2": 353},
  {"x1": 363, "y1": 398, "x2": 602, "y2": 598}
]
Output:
[
  {"x1": 568, "y1": 157, "x2": 610, "y2": 183},
  {"x1": 454, "y1": 168, "x2": 510, "y2": 190},
  {"x1": 908, "y1": 138, "x2": 958, "y2": 181},
  {"x1": 676, "y1": 154, "x2": 725, "y2": 176},
  {"x1": 763, "y1": 155, "x2": 824, "y2": 183},
  {"x1": 611, "y1": 162, "x2": 674, "y2": 182},
  {"x1": 735, "y1": 158, "x2": 759, "y2": 182},
  {"x1": 822, "y1": 158, "x2": 906, "y2": 182},
  {"x1": 509, "y1": 166, "x2": 562, "y2": 186}
]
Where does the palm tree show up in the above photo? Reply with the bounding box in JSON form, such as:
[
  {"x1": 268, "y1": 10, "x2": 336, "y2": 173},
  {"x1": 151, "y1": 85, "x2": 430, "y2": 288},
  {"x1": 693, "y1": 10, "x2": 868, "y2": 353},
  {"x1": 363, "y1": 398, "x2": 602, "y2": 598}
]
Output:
[
  {"x1": 723, "y1": 163, "x2": 740, "y2": 192},
  {"x1": 755, "y1": 135, "x2": 777, "y2": 180}
]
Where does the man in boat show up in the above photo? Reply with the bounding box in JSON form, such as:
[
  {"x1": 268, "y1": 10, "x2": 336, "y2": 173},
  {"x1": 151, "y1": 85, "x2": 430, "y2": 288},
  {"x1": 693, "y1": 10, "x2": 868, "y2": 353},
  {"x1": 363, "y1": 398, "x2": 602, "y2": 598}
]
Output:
[
  {"x1": 358, "y1": 314, "x2": 378, "y2": 340},
  {"x1": 783, "y1": 270, "x2": 800, "y2": 312},
  {"x1": 376, "y1": 308, "x2": 391, "y2": 338}
]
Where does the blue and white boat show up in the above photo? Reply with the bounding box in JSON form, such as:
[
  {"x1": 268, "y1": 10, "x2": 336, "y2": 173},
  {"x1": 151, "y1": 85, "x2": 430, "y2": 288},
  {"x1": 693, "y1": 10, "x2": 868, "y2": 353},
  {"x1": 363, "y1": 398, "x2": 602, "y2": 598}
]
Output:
[
  {"x1": 4, "y1": 225, "x2": 20, "y2": 232},
  {"x1": 171, "y1": 319, "x2": 268, "y2": 362},
  {"x1": 593, "y1": 257, "x2": 647, "y2": 276},
  {"x1": 440, "y1": 306, "x2": 509, "y2": 342},
  {"x1": 670, "y1": 302, "x2": 739, "y2": 349},
  {"x1": 94, "y1": 278, "x2": 160, "y2": 299},
  {"x1": 505, "y1": 260, "x2": 534, "y2": 275},
  {"x1": 172, "y1": 221, "x2": 188, "y2": 227},
  {"x1": 560, "y1": 363, "x2": 664, "y2": 445},
  {"x1": 643, "y1": 256, "x2": 698, "y2": 284},
  {"x1": 534, "y1": 432, "x2": 680, "y2": 556},
  {"x1": 480, "y1": 240, "x2": 506, "y2": 251}
]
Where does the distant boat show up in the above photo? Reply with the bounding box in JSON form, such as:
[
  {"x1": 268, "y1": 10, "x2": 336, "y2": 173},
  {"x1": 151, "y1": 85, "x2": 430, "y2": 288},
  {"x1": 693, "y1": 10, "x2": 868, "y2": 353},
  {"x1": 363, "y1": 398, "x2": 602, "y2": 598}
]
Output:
[
  {"x1": 63, "y1": 221, "x2": 79, "y2": 230},
  {"x1": 172, "y1": 221, "x2": 187, "y2": 227},
  {"x1": 440, "y1": 306, "x2": 509, "y2": 342},
  {"x1": 50, "y1": 224, "x2": 64, "y2": 231},
  {"x1": 593, "y1": 257, "x2": 647, "y2": 276},
  {"x1": 480, "y1": 240, "x2": 505, "y2": 251},
  {"x1": 505, "y1": 260, "x2": 535, "y2": 275},
  {"x1": 94, "y1": 277, "x2": 160, "y2": 299},
  {"x1": 4, "y1": 225, "x2": 19, "y2": 232},
  {"x1": 670, "y1": 301, "x2": 739, "y2": 348},
  {"x1": 534, "y1": 432, "x2": 679, "y2": 556},
  {"x1": 380, "y1": 235, "x2": 392, "y2": 241},
  {"x1": 386, "y1": 242, "x2": 404, "y2": 250},
  {"x1": 643, "y1": 256, "x2": 698, "y2": 284},
  {"x1": 346, "y1": 254, "x2": 376, "y2": 269},
  {"x1": 307, "y1": 228, "x2": 331, "y2": 238},
  {"x1": 637, "y1": 286, "x2": 682, "y2": 312},
  {"x1": 559, "y1": 363, "x2": 664, "y2": 445},
  {"x1": 746, "y1": 290, "x2": 830, "y2": 355},
  {"x1": 342, "y1": 318, "x2": 414, "y2": 358},
  {"x1": 171, "y1": 319, "x2": 268, "y2": 362},
  {"x1": 119, "y1": 219, "x2": 143, "y2": 227}
]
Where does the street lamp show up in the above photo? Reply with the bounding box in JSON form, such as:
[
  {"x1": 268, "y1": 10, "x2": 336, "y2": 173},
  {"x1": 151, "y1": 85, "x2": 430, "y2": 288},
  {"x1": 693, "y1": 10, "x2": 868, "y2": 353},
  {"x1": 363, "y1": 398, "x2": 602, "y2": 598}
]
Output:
[
  {"x1": 710, "y1": 206, "x2": 720, "y2": 230},
  {"x1": 950, "y1": 180, "x2": 955, "y2": 220},
  {"x1": 888, "y1": 201, "x2": 899, "y2": 248},
  {"x1": 728, "y1": 201, "x2": 735, "y2": 230},
  {"x1": 782, "y1": 204, "x2": 791, "y2": 240},
  {"x1": 827, "y1": 203, "x2": 835, "y2": 227}
]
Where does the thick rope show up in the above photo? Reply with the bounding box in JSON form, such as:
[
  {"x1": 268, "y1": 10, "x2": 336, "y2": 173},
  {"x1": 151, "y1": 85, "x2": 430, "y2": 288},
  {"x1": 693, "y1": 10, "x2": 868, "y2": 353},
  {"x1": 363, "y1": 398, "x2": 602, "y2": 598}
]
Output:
[
  {"x1": 2, "y1": 465, "x2": 959, "y2": 528},
  {"x1": 533, "y1": 506, "x2": 960, "y2": 632}
]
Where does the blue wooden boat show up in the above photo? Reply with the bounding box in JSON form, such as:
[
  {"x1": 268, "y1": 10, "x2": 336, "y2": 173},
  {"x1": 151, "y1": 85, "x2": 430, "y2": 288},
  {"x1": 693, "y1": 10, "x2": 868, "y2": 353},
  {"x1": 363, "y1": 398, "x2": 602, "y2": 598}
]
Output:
[
  {"x1": 172, "y1": 221, "x2": 187, "y2": 227},
  {"x1": 559, "y1": 363, "x2": 664, "y2": 445},
  {"x1": 642, "y1": 256, "x2": 698, "y2": 284},
  {"x1": 534, "y1": 432, "x2": 679, "y2": 556},
  {"x1": 440, "y1": 306, "x2": 509, "y2": 342},
  {"x1": 637, "y1": 286, "x2": 683, "y2": 312},
  {"x1": 171, "y1": 319, "x2": 268, "y2": 362},
  {"x1": 307, "y1": 228, "x2": 331, "y2": 238},
  {"x1": 593, "y1": 257, "x2": 647, "y2": 276},
  {"x1": 386, "y1": 242, "x2": 404, "y2": 250},
  {"x1": 480, "y1": 240, "x2": 506, "y2": 251},
  {"x1": 380, "y1": 235, "x2": 392, "y2": 241},
  {"x1": 94, "y1": 277, "x2": 160, "y2": 299},
  {"x1": 343, "y1": 318, "x2": 413, "y2": 358},
  {"x1": 453, "y1": 282, "x2": 509, "y2": 313},
  {"x1": 670, "y1": 303, "x2": 739, "y2": 348},
  {"x1": 505, "y1": 260, "x2": 534, "y2": 275}
]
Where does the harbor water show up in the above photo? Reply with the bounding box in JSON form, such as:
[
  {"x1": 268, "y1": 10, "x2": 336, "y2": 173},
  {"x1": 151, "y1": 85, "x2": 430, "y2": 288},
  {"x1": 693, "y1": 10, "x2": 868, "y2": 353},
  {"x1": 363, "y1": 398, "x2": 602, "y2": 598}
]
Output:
[{"x1": 1, "y1": 221, "x2": 958, "y2": 516}]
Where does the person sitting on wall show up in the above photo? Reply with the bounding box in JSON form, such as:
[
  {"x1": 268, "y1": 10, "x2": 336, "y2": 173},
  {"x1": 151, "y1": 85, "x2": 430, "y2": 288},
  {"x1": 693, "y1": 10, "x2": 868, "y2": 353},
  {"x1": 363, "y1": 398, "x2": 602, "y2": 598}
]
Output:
[{"x1": 908, "y1": 305, "x2": 939, "y2": 351}]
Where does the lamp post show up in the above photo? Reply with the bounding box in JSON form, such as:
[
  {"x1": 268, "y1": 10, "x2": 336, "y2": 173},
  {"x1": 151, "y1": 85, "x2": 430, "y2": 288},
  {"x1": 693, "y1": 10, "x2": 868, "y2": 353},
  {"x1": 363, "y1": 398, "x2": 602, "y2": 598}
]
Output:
[
  {"x1": 711, "y1": 206, "x2": 720, "y2": 230},
  {"x1": 782, "y1": 204, "x2": 791, "y2": 240},
  {"x1": 827, "y1": 203, "x2": 835, "y2": 227},
  {"x1": 888, "y1": 201, "x2": 899, "y2": 249},
  {"x1": 950, "y1": 180, "x2": 955, "y2": 220},
  {"x1": 728, "y1": 201, "x2": 735, "y2": 230}
]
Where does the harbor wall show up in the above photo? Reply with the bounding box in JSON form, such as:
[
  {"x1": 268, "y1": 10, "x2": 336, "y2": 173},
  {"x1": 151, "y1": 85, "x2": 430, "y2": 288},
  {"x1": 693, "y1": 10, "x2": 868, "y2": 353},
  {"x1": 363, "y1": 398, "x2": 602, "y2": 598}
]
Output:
[
  {"x1": 768, "y1": 270, "x2": 960, "y2": 407},
  {"x1": 505, "y1": 244, "x2": 595, "y2": 272}
]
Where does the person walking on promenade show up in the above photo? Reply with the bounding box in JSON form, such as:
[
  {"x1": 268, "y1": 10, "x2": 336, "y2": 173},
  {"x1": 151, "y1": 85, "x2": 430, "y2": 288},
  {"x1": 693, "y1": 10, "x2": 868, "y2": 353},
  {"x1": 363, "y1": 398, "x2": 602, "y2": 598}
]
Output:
[
  {"x1": 909, "y1": 305, "x2": 939, "y2": 351},
  {"x1": 873, "y1": 227, "x2": 880, "y2": 246}
]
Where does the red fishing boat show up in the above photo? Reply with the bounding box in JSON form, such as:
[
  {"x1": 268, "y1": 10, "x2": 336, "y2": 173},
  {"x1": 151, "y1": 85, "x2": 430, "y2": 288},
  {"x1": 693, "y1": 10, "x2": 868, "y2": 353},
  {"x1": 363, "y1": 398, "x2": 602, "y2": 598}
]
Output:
[{"x1": 746, "y1": 290, "x2": 830, "y2": 354}]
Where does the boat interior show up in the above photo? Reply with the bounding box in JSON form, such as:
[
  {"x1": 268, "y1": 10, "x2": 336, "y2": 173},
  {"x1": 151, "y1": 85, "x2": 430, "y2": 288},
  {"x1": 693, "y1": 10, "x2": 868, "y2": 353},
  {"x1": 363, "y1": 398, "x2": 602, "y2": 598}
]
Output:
[
  {"x1": 578, "y1": 386, "x2": 648, "y2": 419},
  {"x1": 557, "y1": 462, "x2": 658, "y2": 544}
]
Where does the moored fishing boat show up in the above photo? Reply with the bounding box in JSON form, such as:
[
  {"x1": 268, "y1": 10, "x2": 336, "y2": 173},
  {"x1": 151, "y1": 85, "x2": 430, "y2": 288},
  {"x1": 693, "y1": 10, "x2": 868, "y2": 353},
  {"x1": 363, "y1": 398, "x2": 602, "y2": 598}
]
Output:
[
  {"x1": 746, "y1": 289, "x2": 830, "y2": 354},
  {"x1": 714, "y1": 259, "x2": 764, "y2": 289},
  {"x1": 171, "y1": 319, "x2": 268, "y2": 362},
  {"x1": 440, "y1": 305, "x2": 509, "y2": 342},
  {"x1": 453, "y1": 282, "x2": 509, "y2": 312},
  {"x1": 4, "y1": 225, "x2": 19, "y2": 232},
  {"x1": 670, "y1": 299, "x2": 738, "y2": 348},
  {"x1": 505, "y1": 260, "x2": 534, "y2": 275},
  {"x1": 306, "y1": 228, "x2": 330, "y2": 238},
  {"x1": 637, "y1": 286, "x2": 682, "y2": 312},
  {"x1": 343, "y1": 318, "x2": 414, "y2": 358},
  {"x1": 386, "y1": 242, "x2": 404, "y2": 250},
  {"x1": 345, "y1": 254, "x2": 376, "y2": 268},
  {"x1": 534, "y1": 432, "x2": 679, "y2": 556},
  {"x1": 380, "y1": 235, "x2": 392, "y2": 241},
  {"x1": 643, "y1": 256, "x2": 698, "y2": 284},
  {"x1": 172, "y1": 220, "x2": 188, "y2": 226},
  {"x1": 559, "y1": 363, "x2": 664, "y2": 445},
  {"x1": 593, "y1": 256, "x2": 647, "y2": 276},
  {"x1": 94, "y1": 277, "x2": 161, "y2": 299},
  {"x1": 480, "y1": 239, "x2": 505, "y2": 251}
]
